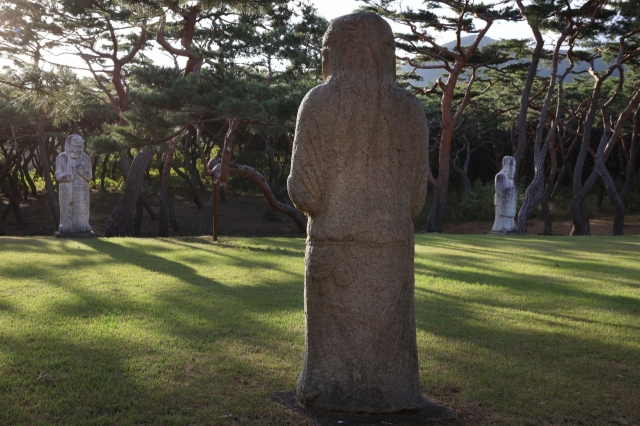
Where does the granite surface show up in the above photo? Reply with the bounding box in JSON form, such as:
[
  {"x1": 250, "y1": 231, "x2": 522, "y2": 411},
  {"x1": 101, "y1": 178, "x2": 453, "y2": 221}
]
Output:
[{"x1": 287, "y1": 12, "x2": 430, "y2": 413}]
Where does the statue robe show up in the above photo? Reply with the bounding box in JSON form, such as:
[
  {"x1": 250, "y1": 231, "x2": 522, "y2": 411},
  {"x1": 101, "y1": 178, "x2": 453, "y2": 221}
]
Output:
[
  {"x1": 55, "y1": 152, "x2": 92, "y2": 233},
  {"x1": 287, "y1": 13, "x2": 429, "y2": 413},
  {"x1": 492, "y1": 171, "x2": 517, "y2": 233}
]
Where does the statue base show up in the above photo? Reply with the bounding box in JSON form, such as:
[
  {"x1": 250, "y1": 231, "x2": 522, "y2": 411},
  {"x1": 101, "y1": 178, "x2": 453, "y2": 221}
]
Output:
[
  {"x1": 55, "y1": 231, "x2": 97, "y2": 239},
  {"x1": 486, "y1": 230, "x2": 518, "y2": 235},
  {"x1": 272, "y1": 391, "x2": 455, "y2": 425}
]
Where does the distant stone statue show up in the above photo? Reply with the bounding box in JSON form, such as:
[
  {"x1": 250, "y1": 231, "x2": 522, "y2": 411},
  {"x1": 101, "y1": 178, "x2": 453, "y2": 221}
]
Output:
[
  {"x1": 492, "y1": 156, "x2": 517, "y2": 233},
  {"x1": 55, "y1": 134, "x2": 94, "y2": 236},
  {"x1": 287, "y1": 13, "x2": 429, "y2": 413}
]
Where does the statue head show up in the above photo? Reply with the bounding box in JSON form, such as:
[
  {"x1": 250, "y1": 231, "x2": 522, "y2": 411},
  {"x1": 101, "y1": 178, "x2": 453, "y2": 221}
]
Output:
[
  {"x1": 501, "y1": 156, "x2": 516, "y2": 180},
  {"x1": 321, "y1": 13, "x2": 395, "y2": 86},
  {"x1": 65, "y1": 134, "x2": 85, "y2": 160}
]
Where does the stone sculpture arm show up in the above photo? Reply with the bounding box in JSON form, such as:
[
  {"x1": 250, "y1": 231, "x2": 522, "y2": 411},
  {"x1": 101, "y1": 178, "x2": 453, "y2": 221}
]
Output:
[
  {"x1": 75, "y1": 154, "x2": 93, "y2": 183},
  {"x1": 287, "y1": 93, "x2": 324, "y2": 217},
  {"x1": 55, "y1": 154, "x2": 74, "y2": 182},
  {"x1": 495, "y1": 173, "x2": 506, "y2": 207},
  {"x1": 495, "y1": 173, "x2": 517, "y2": 218},
  {"x1": 410, "y1": 101, "x2": 430, "y2": 220}
]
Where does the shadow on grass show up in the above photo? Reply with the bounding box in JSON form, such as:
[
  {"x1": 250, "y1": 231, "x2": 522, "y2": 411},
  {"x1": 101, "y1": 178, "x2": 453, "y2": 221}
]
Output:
[
  {"x1": 411, "y1": 235, "x2": 640, "y2": 423},
  {"x1": 0, "y1": 238, "x2": 307, "y2": 425},
  {"x1": 1, "y1": 235, "x2": 639, "y2": 425}
]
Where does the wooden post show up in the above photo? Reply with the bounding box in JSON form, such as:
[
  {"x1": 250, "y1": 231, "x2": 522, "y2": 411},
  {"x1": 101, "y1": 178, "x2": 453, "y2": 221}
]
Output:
[{"x1": 213, "y1": 181, "x2": 219, "y2": 241}]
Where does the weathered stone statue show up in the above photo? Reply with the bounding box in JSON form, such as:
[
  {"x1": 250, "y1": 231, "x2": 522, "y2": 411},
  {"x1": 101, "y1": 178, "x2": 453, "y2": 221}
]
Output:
[
  {"x1": 492, "y1": 156, "x2": 517, "y2": 233},
  {"x1": 55, "y1": 134, "x2": 94, "y2": 236},
  {"x1": 287, "y1": 13, "x2": 429, "y2": 413}
]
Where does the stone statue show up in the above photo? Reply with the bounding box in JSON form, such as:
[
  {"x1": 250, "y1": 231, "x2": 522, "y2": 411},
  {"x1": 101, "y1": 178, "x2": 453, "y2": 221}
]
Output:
[
  {"x1": 55, "y1": 134, "x2": 94, "y2": 235},
  {"x1": 287, "y1": 13, "x2": 429, "y2": 413},
  {"x1": 492, "y1": 156, "x2": 517, "y2": 233}
]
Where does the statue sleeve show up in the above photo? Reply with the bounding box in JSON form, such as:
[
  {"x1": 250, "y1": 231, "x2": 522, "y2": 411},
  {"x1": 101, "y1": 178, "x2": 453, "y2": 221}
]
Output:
[
  {"x1": 495, "y1": 173, "x2": 507, "y2": 194},
  {"x1": 55, "y1": 154, "x2": 73, "y2": 182},
  {"x1": 76, "y1": 154, "x2": 93, "y2": 182},
  {"x1": 410, "y1": 102, "x2": 429, "y2": 220},
  {"x1": 287, "y1": 94, "x2": 325, "y2": 217}
]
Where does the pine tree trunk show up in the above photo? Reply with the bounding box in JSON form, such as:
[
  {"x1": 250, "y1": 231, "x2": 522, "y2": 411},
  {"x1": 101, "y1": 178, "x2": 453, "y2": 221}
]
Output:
[
  {"x1": 159, "y1": 141, "x2": 177, "y2": 237},
  {"x1": 22, "y1": 151, "x2": 38, "y2": 198},
  {"x1": 7, "y1": 174, "x2": 26, "y2": 227},
  {"x1": 540, "y1": 167, "x2": 558, "y2": 236},
  {"x1": 228, "y1": 163, "x2": 307, "y2": 233},
  {"x1": 182, "y1": 135, "x2": 206, "y2": 207},
  {"x1": 517, "y1": 164, "x2": 543, "y2": 234},
  {"x1": 596, "y1": 148, "x2": 626, "y2": 236},
  {"x1": 427, "y1": 184, "x2": 448, "y2": 233},
  {"x1": 103, "y1": 148, "x2": 156, "y2": 237},
  {"x1": 38, "y1": 108, "x2": 60, "y2": 228},
  {"x1": 141, "y1": 182, "x2": 157, "y2": 220},
  {"x1": 100, "y1": 154, "x2": 109, "y2": 191},
  {"x1": 133, "y1": 194, "x2": 144, "y2": 237},
  {"x1": 18, "y1": 166, "x2": 28, "y2": 199},
  {"x1": 172, "y1": 164, "x2": 204, "y2": 209},
  {"x1": 541, "y1": 200, "x2": 552, "y2": 235},
  {"x1": 621, "y1": 107, "x2": 639, "y2": 206},
  {"x1": 199, "y1": 191, "x2": 215, "y2": 236},
  {"x1": 596, "y1": 177, "x2": 605, "y2": 209},
  {"x1": 0, "y1": 202, "x2": 8, "y2": 235},
  {"x1": 570, "y1": 197, "x2": 591, "y2": 236},
  {"x1": 1, "y1": 179, "x2": 26, "y2": 227},
  {"x1": 169, "y1": 196, "x2": 180, "y2": 232}
]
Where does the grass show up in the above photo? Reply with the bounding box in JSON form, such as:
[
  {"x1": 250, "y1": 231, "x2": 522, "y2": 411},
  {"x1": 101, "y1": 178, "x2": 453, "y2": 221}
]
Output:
[{"x1": 0, "y1": 235, "x2": 638, "y2": 425}]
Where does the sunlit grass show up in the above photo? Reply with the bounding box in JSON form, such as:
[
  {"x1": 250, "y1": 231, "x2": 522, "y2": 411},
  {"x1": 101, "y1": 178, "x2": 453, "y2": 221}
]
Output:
[{"x1": 0, "y1": 236, "x2": 638, "y2": 425}]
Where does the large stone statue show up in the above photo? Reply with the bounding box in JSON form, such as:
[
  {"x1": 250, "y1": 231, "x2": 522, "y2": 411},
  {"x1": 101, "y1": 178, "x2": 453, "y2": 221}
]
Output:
[
  {"x1": 287, "y1": 13, "x2": 429, "y2": 413},
  {"x1": 492, "y1": 156, "x2": 517, "y2": 233},
  {"x1": 55, "y1": 134, "x2": 94, "y2": 236}
]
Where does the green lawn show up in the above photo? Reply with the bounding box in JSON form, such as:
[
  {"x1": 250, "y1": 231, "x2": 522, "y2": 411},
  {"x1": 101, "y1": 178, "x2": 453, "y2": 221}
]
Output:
[{"x1": 0, "y1": 235, "x2": 638, "y2": 425}]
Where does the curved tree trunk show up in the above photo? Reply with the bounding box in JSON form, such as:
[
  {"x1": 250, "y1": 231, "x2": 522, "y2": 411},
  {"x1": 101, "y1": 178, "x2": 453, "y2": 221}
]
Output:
[
  {"x1": 38, "y1": 108, "x2": 60, "y2": 228},
  {"x1": 228, "y1": 163, "x2": 307, "y2": 233},
  {"x1": 427, "y1": 186, "x2": 448, "y2": 233},
  {"x1": 596, "y1": 177, "x2": 606, "y2": 209},
  {"x1": 100, "y1": 154, "x2": 109, "y2": 191},
  {"x1": 103, "y1": 148, "x2": 156, "y2": 237},
  {"x1": 182, "y1": 135, "x2": 207, "y2": 205},
  {"x1": 22, "y1": 157, "x2": 38, "y2": 198},
  {"x1": 517, "y1": 154, "x2": 545, "y2": 234},
  {"x1": 0, "y1": 205, "x2": 5, "y2": 235},
  {"x1": 0, "y1": 202, "x2": 9, "y2": 235},
  {"x1": 513, "y1": 0, "x2": 545, "y2": 187},
  {"x1": 172, "y1": 164, "x2": 204, "y2": 209},
  {"x1": 141, "y1": 181, "x2": 157, "y2": 220},
  {"x1": 199, "y1": 190, "x2": 216, "y2": 236},
  {"x1": 570, "y1": 186, "x2": 593, "y2": 236},
  {"x1": 133, "y1": 193, "x2": 144, "y2": 237},
  {"x1": 1, "y1": 179, "x2": 26, "y2": 227},
  {"x1": 621, "y1": 107, "x2": 639, "y2": 206},
  {"x1": 159, "y1": 141, "x2": 177, "y2": 237},
  {"x1": 596, "y1": 140, "x2": 626, "y2": 236},
  {"x1": 570, "y1": 167, "x2": 601, "y2": 236}
]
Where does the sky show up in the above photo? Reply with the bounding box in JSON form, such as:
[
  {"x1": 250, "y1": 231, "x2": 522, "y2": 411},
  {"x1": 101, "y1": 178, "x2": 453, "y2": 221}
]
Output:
[
  {"x1": 0, "y1": 1, "x2": 542, "y2": 76},
  {"x1": 312, "y1": 0, "x2": 537, "y2": 43}
]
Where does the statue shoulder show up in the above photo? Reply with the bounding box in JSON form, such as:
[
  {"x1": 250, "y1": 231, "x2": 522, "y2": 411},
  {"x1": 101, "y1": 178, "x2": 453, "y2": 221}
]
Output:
[
  {"x1": 495, "y1": 171, "x2": 507, "y2": 184},
  {"x1": 56, "y1": 152, "x2": 69, "y2": 164},
  {"x1": 296, "y1": 83, "x2": 334, "y2": 128},
  {"x1": 391, "y1": 86, "x2": 427, "y2": 121},
  {"x1": 299, "y1": 83, "x2": 332, "y2": 110},
  {"x1": 80, "y1": 153, "x2": 91, "y2": 164}
]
